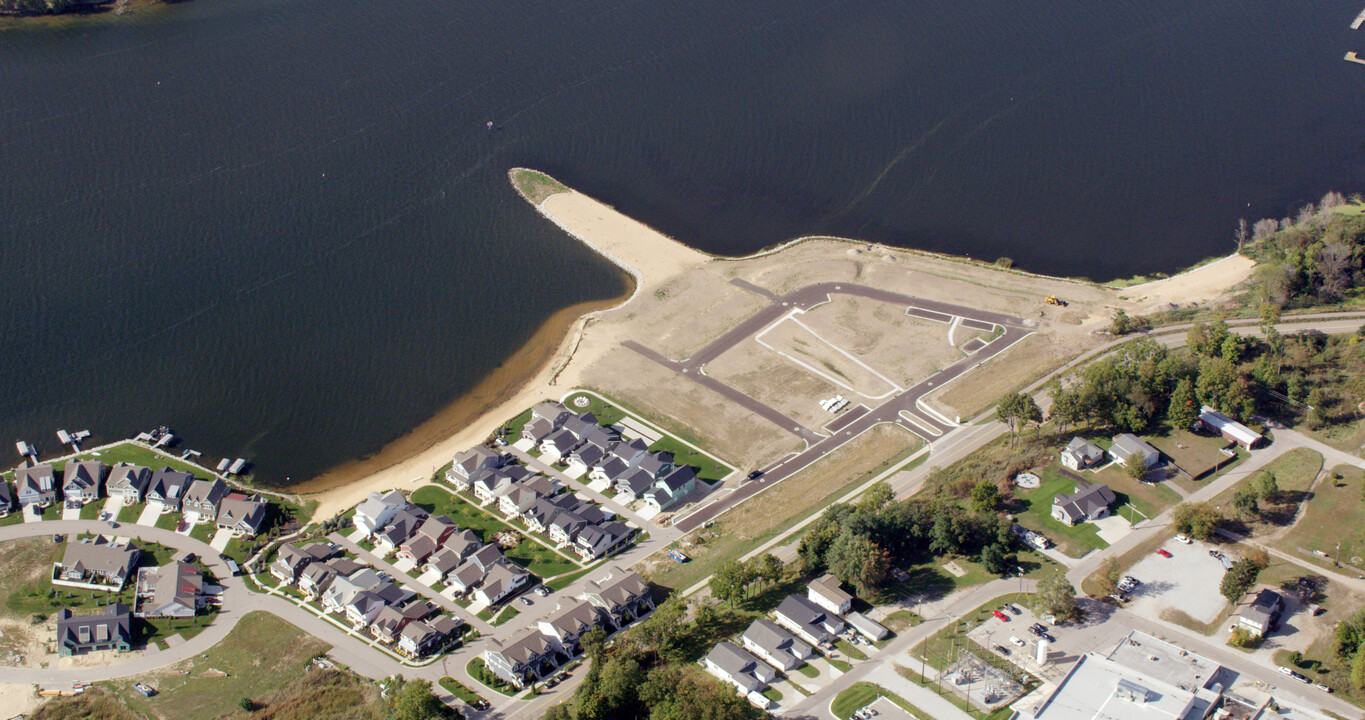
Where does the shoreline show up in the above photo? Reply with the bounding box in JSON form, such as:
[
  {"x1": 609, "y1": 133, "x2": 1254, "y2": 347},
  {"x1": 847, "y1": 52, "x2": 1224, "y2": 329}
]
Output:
[{"x1": 307, "y1": 169, "x2": 1254, "y2": 517}]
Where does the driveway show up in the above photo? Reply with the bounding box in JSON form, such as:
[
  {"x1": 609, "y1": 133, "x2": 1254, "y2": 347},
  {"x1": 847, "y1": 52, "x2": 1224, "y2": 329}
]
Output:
[
  {"x1": 100, "y1": 495, "x2": 125, "y2": 519},
  {"x1": 23, "y1": 505, "x2": 42, "y2": 523},
  {"x1": 1124, "y1": 539, "x2": 1226, "y2": 626},
  {"x1": 210, "y1": 527, "x2": 234, "y2": 551},
  {"x1": 62, "y1": 503, "x2": 82, "y2": 521},
  {"x1": 136, "y1": 502, "x2": 163, "y2": 527}
]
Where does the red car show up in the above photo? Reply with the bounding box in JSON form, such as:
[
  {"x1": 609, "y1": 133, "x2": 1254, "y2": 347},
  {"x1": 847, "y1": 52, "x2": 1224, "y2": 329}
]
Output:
[
  {"x1": 1155, "y1": 548, "x2": 1172, "y2": 558},
  {"x1": 992, "y1": 610, "x2": 1010, "y2": 621}
]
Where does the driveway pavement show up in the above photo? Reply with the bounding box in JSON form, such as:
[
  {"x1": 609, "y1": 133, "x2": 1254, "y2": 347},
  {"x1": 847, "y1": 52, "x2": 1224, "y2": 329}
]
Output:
[{"x1": 135, "y1": 502, "x2": 162, "y2": 527}]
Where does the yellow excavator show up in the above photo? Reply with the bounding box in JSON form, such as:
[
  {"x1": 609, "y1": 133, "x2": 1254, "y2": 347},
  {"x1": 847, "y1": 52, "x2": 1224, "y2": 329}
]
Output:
[{"x1": 1044, "y1": 296, "x2": 1068, "y2": 307}]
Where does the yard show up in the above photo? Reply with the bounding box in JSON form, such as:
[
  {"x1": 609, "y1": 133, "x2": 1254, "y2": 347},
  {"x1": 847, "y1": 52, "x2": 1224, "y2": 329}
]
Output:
[
  {"x1": 1278, "y1": 464, "x2": 1365, "y2": 573},
  {"x1": 831, "y1": 682, "x2": 927, "y2": 720},
  {"x1": 1210, "y1": 448, "x2": 1323, "y2": 535},
  {"x1": 411, "y1": 484, "x2": 579, "y2": 577},
  {"x1": 1007, "y1": 466, "x2": 1108, "y2": 557},
  {"x1": 1144, "y1": 428, "x2": 1240, "y2": 490},
  {"x1": 108, "y1": 612, "x2": 332, "y2": 720},
  {"x1": 645, "y1": 424, "x2": 922, "y2": 593}
]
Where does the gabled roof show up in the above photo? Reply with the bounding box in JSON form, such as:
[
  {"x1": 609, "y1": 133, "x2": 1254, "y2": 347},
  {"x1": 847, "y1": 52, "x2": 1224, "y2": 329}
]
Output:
[
  {"x1": 218, "y1": 494, "x2": 267, "y2": 530},
  {"x1": 705, "y1": 641, "x2": 771, "y2": 682},
  {"x1": 1063, "y1": 437, "x2": 1105, "y2": 462},
  {"x1": 355, "y1": 489, "x2": 406, "y2": 520},
  {"x1": 448, "y1": 561, "x2": 485, "y2": 590},
  {"x1": 479, "y1": 563, "x2": 528, "y2": 599},
  {"x1": 184, "y1": 478, "x2": 229, "y2": 507},
  {"x1": 442, "y1": 529, "x2": 482, "y2": 557},
  {"x1": 1198, "y1": 406, "x2": 1263, "y2": 445},
  {"x1": 494, "y1": 629, "x2": 555, "y2": 665},
  {"x1": 1111, "y1": 434, "x2": 1158, "y2": 463},
  {"x1": 469, "y1": 544, "x2": 505, "y2": 571},
  {"x1": 1053, "y1": 480, "x2": 1116, "y2": 521},
  {"x1": 742, "y1": 618, "x2": 804, "y2": 657},
  {"x1": 540, "y1": 599, "x2": 601, "y2": 638},
  {"x1": 582, "y1": 567, "x2": 650, "y2": 610},
  {"x1": 149, "y1": 561, "x2": 201, "y2": 612},
  {"x1": 61, "y1": 537, "x2": 139, "y2": 579},
  {"x1": 776, "y1": 594, "x2": 829, "y2": 627},
  {"x1": 808, "y1": 574, "x2": 853, "y2": 608},
  {"x1": 15, "y1": 463, "x2": 55, "y2": 493},
  {"x1": 107, "y1": 463, "x2": 150, "y2": 493},
  {"x1": 416, "y1": 515, "x2": 457, "y2": 542},
  {"x1": 426, "y1": 547, "x2": 463, "y2": 574},
  {"x1": 617, "y1": 468, "x2": 656, "y2": 495},
  {"x1": 595, "y1": 457, "x2": 631, "y2": 481},
  {"x1": 57, "y1": 603, "x2": 131, "y2": 649},
  {"x1": 148, "y1": 468, "x2": 192, "y2": 499},
  {"x1": 453, "y1": 446, "x2": 502, "y2": 476},
  {"x1": 62, "y1": 460, "x2": 105, "y2": 493},
  {"x1": 531, "y1": 401, "x2": 570, "y2": 425}
]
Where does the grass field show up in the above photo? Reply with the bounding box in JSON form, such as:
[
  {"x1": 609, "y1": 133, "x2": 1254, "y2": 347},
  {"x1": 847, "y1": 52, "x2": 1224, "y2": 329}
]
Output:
[
  {"x1": 510, "y1": 168, "x2": 570, "y2": 205},
  {"x1": 411, "y1": 484, "x2": 578, "y2": 577},
  {"x1": 645, "y1": 424, "x2": 922, "y2": 593},
  {"x1": 1086, "y1": 464, "x2": 1183, "y2": 520},
  {"x1": 1210, "y1": 448, "x2": 1323, "y2": 535},
  {"x1": 831, "y1": 682, "x2": 930, "y2": 720},
  {"x1": 1279, "y1": 464, "x2": 1365, "y2": 572},
  {"x1": 108, "y1": 612, "x2": 331, "y2": 720},
  {"x1": 1145, "y1": 428, "x2": 1237, "y2": 482},
  {"x1": 1008, "y1": 467, "x2": 1108, "y2": 557}
]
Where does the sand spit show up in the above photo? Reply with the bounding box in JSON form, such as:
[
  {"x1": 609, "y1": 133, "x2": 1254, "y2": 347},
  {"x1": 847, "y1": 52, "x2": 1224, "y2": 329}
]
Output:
[{"x1": 311, "y1": 170, "x2": 1256, "y2": 518}]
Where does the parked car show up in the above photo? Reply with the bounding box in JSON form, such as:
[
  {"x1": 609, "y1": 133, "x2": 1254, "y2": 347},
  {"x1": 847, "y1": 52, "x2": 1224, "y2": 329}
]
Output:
[
  {"x1": 995, "y1": 645, "x2": 1011, "y2": 655},
  {"x1": 1209, "y1": 549, "x2": 1224, "y2": 559},
  {"x1": 519, "y1": 596, "x2": 534, "y2": 606},
  {"x1": 1316, "y1": 684, "x2": 1333, "y2": 693},
  {"x1": 1007, "y1": 604, "x2": 1024, "y2": 615},
  {"x1": 1107, "y1": 593, "x2": 1127, "y2": 603},
  {"x1": 99, "y1": 511, "x2": 111, "y2": 521},
  {"x1": 1174, "y1": 534, "x2": 1192, "y2": 544},
  {"x1": 1009, "y1": 636, "x2": 1026, "y2": 647},
  {"x1": 176, "y1": 520, "x2": 188, "y2": 532},
  {"x1": 747, "y1": 471, "x2": 764, "y2": 480},
  {"x1": 1291, "y1": 671, "x2": 1310, "y2": 684},
  {"x1": 534, "y1": 586, "x2": 551, "y2": 597},
  {"x1": 1155, "y1": 548, "x2": 1172, "y2": 558},
  {"x1": 992, "y1": 610, "x2": 1010, "y2": 622},
  {"x1": 1278, "y1": 666, "x2": 1294, "y2": 676}
]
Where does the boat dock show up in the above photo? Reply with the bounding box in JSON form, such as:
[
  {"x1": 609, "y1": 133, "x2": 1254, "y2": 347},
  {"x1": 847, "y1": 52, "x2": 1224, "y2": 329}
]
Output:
[
  {"x1": 15, "y1": 440, "x2": 34, "y2": 457},
  {"x1": 1352, "y1": 7, "x2": 1365, "y2": 30},
  {"x1": 1347, "y1": 51, "x2": 1365, "y2": 66}
]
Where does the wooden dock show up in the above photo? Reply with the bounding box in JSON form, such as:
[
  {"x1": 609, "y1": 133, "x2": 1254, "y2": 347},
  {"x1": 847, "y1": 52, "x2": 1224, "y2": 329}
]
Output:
[
  {"x1": 1347, "y1": 51, "x2": 1365, "y2": 66},
  {"x1": 1352, "y1": 7, "x2": 1365, "y2": 29}
]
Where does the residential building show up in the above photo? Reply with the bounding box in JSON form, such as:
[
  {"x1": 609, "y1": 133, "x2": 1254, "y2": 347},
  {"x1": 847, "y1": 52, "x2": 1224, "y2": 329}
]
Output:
[
  {"x1": 447, "y1": 446, "x2": 504, "y2": 487},
  {"x1": 106, "y1": 463, "x2": 151, "y2": 503},
  {"x1": 216, "y1": 493, "x2": 268, "y2": 535},
  {"x1": 345, "y1": 590, "x2": 387, "y2": 628},
  {"x1": 56, "y1": 604, "x2": 132, "y2": 657},
  {"x1": 774, "y1": 594, "x2": 845, "y2": 647},
  {"x1": 414, "y1": 515, "x2": 458, "y2": 546},
  {"x1": 182, "y1": 478, "x2": 230, "y2": 523},
  {"x1": 740, "y1": 618, "x2": 812, "y2": 672},
  {"x1": 1060, "y1": 438, "x2": 1107, "y2": 471},
  {"x1": 298, "y1": 562, "x2": 339, "y2": 599},
  {"x1": 369, "y1": 600, "x2": 432, "y2": 644},
  {"x1": 1110, "y1": 434, "x2": 1160, "y2": 469},
  {"x1": 499, "y1": 486, "x2": 542, "y2": 520},
  {"x1": 1195, "y1": 406, "x2": 1264, "y2": 450},
  {"x1": 0, "y1": 479, "x2": 13, "y2": 517},
  {"x1": 474, "y1": 563, "x2": 531, "y2": 606},
  {"x1": 538, "y1": 600, "x2": 608, "y2": 656},
  {"x1": 445, "y1": 561, "x2": 486, "y2": 595},
  {"x1": 1237, "y1": 589, "x2": 1284, "y2": 636},
  {"x1": 443, "y1": 529, "x2": 482, "y2": 560},
  {"x1": 397, "y1": 535, "x2": 438, "y2": 565},
  {"x1": 398, "y1": 615, "x2": 464, "y2": 658},
  {"x1": 807, "y1": 574, "x2": 853, "y2": 617},
  {"x1": 589, "y1": 457, "x2": 631, "y2": 486},
  {"x1": 581, "y1": 567, "x2": 654, "y2": 624},
  {"x1": 468, "y1": 544, "x2": 505, "y2": 573},
  {"x1": 846, "y1": 611, "x2": 889, "y2": 642},
  {"x1": 321, "y1": 568, "x2": 383, "y2": 614},
  {"x1": 147, "y1": 468, "x2": 193, "y2": 512},
  {"x1": 548, "y1": 510, "x2": 588, "y2": 545},
  {"x1": 538, "y1": 428, "x2": 581, "y2": 458},
  {"x1": 136, "y1": 561, "x2": 203, "y2": 618},
  {"x1": 61, "y1": 460, "x2": 106, "y2": 504},
  {"x1": 642, "y1": 466, "x2": 697, "y2": 511},
  {"x1": 573, "y1": 521, "x2": 631, "y2": 561},
  {"x1": 15, "y1": 463, "x2": 57, "y2": 508},
  {"x1": 485, "y1": 630, "x2": 561, "y2": 689},
  {"x1": 614, "y1": 468, "x2": 657, "y2": 502},
  {"x1": 472, "y1": 470, "x2": 516, "y2": 505},
  {"x1": 53, "y1": 537, "x2": 140, "y2": 591},
  {"x1": 374, "y1": 507, "x2": 429, "y2": 555},
  {"x1": 703, "y1": 641, "x2": 776, "y2": 693},
  {"x1": 353, "y1": 489, "x2": 406, "y2": 536},
  {"x1": 1051, "y1": 480, "x2": 1117, "y2": 526},
  {"x1": 269, "y1": 542, "x2": 335, "y2": 585}
]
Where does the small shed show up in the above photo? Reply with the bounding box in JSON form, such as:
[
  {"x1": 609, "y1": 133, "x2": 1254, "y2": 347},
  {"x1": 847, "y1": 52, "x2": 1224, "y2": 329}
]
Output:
[
  {"x1": 1195, "y1": 406, "x2": 1263, "y2": 450},
  {"x1": 846, "y1": 611, "x2": 890, "y2": 642}
]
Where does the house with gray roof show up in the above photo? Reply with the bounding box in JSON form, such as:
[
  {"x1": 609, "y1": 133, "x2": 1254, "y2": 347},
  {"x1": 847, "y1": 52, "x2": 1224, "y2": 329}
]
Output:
[
  {"x1": 469, "y1": 544, "x2": 505, "y2": 573},
  {"x1": 740, "y1": 618, "x2": 812, "y2": 671},
  {"x1": 216, "y1": 493, "x2": 268, "y2": 536},
  {"x1": 321, "y1": 568, "x2": 383, "y2": 614},
  {"x1": 353, "y1": 489, "x2": 406, "y2": 536},
  {"x1": 183, "y1": 478, "x2": 230, "y2": 523},
  {"x1": 774, "y1": 594, "x2": 845, "y2": 647},
  {"x1": 441, "y1": 529, "x2": 482, "y2": 560},
  {"x1": 146, "y1": 468, "x2": 193, "y2": 512},
  {"x1": 15, "y1": 463, "x2": 57, "y2": 508},
  {"x1": 614, "y1": 468, "x2": 657, "y2": 502},
  {"x1": 548, "y1": 510, "x2": 588, "y2": 546},
  {"x1": 447, "y1": 446, "x2": 505, "y2": 487},
  {"x1": 54, "y1": 537, "x2": 141, "y2": 591},
  {"x1": 374, "y1": 507, "x2": 429, "y2": 555},
  {"x1": 703, "y1": 641, "x2": 776, "y2": 693},
  {"x1": 1111, "y1": 433, "x2": 1160, "y2": 470},
  {"x1": 846, "y1": 611, "x2": 890, "y2": 642},
  {"x1": 0, "y1": 479, "x2": 13, "y2": 517},
  {"x1": 538, "y1": 599, "x2": 609, "y2": 656},
  {"x1": 345, "y1": 590, "x2": 388, "y2": 629},
  {"x1": 1196, "y1": 406, "x2": 1264, "y2": 450},
  {"x1": 136, "y1": 561, "x2": 202, "y2": 618},
  {"x1": 474, "y1": 563, "x2": 531, "y2": 607},
  {"x1": 415, "y1": 515, "x2": 458, "y2": 545},
  {"x1": 485, "y1": 630, "x2": 560, "y2": 689},
  {"x1": 1237, "y1": 589, "x2": 1284, "y2": 636},
  {"x1": 573, "y1": 521, "x2": 631, "y2": 561},
  {"x1": 445, "y1": 561, "x2": 486, "y2": 595},
  {"x1": 807, "y1": 574, "x2": 853, "y2": 617},
  {"x1": 56, "y1": 603, "x2": 132, "y2": 657},
  {"x1": 589, "y1": 457, "x2": 632, "y2": 486},
  {"x1": 1051, "y1": 479, "x2": 1117, "y2": 526},
  {"x1": 399, "y1": 616, "x2": 463, "y2": 658},
  {"x1": 643, "y1": 466, "x2": 697, "y2": 512},
  {"x1": 397, "y1": 535, "x2": 438, "y2": 565},
  {"x1": 106, "y1": 463, "x2": 151, "y2": 503},
  {"x1": 581, "y1": 567, "x2": 653, "y2": 624},
  {"x1": 62, "y1": 460, "x2": 106, "y2": 504},
  {"x1": 1060, "y1": 437, "x2": 1107, "y2": 471},
  {"x1": 298, "y1": 562, "x2": 339, "y2": 599}
]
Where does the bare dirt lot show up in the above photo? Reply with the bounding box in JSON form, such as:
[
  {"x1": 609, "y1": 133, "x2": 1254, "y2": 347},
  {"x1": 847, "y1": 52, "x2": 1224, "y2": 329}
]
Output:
[
  {"x1": 798, "y1": 295, "x2": 983, "y2": 388},
  {"x1": 755, "y1": 314, "x2": 899, "y2": 398},
  {"x1": 704, "y1": 337, "x2": 848, "y2": 431}
]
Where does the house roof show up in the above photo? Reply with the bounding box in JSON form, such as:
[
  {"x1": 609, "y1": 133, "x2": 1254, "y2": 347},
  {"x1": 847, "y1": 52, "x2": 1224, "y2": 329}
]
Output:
[
  {"x1": 846, "y1": 611, "x2": 889, "y2": 639},
  {"x1": 61, "y1": 537, "x2": 139, "y2": 579},
  {"x1": 655, "y1": 466, "x2": 696, "y2": 493},
  {"x1": 809, "y1": 574, "x2": 853, "y2": 608},
  {"x1": 618, "y1": 469, "x2": 656, "y2": 494},
  {"x1": 1111, "y1": 434, "x2": 1158, "y2": 463},
  {"x1": 299, "y1": 563, "x2": 337, "y2": 591},
  {"x1": 16, "y1": 463, "x2": 55, "y2": 493},
  {"x1": 448, "y1": 561, "x2": 485, "y2": 589},
  {"x1": 150, "y1": 561, "x2": 202, "y2": 612},
  {"x1": 469, "y1": 544, "x2": 505, "y2": 571},
  {"x1": 148, "y1": 468, "x2": 192, "y2": 499},
  {"x1": 402, "y1": 535, "x2": 437, "y2": 559},
  {"x1": 218, "y1": 494, "x2": 266, "y2": 529},
  {"x1": 107, "y1": 463, "x2": 150, "y2": 493},
  {"x1": 595, "y1": 457, "x2": 631, "y2": 481},
  {"x1": 705, "y1": 641, "x2": 771, "y2": 682},
  {"x1": 479, "y1": 563, "x2": 528, "y2": 599},
  {"x1": 1053, "y1": 480, "x2": 1117, "y2": 521},
  {"x1": 431, "y1": 615, "x2": 463, "y2": 635},
  {"x1": 453, "y1": 446, "x2": 501, "y2": 476},
  {"x1": 582, "y1": 567, "x2": 649, "y2": 610},
  {"x1": 427, "y1": 548, "x2": 463, "y2": 574},
  {"x1": 62, "y1": 460, "x2": 105, "y2": 492},
  {"x1": 776, "y1": 594, "x2": 829, "y2": 628},
  {"x1": 401, "y1": 619, "x2": 437, "y2": 645},
  {"x1": 442, "y1": 529, "x2": 481, "y2": 557},
  {"x1": 416, "y1": 515, "x2": 457, "y2": 542},
  {"x1": 742, "y1": 618, "x2": 804, "y2": 657},
  {"x1": 1198, "y1": 406, "x2": 1262, "y2": 445},
  {"x1": 1063, "y1": 437, "x2": 1106, "y2": 462},
  {"x1": 540, "y1": 599, "x2": 601, "y2": 638},
  {"x1": 57, "y1": 603, "x2": 131, "y2": 649},
  {"x1": 184, "y1": 478, "x2": 229, "y2": 507},
  {"x1": 355, "y1": 489, "x2": 405, "y2": 521},
  {"x1": 494, "y1": 629, "x2": 555, "y2": 665},
  {"x1": 531, "y1": 401, "x2": 570, "y2": 424}
]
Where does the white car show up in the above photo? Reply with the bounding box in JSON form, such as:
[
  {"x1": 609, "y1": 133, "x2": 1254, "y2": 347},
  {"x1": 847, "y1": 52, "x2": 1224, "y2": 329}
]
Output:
[
  {"x1": 1174, "y1": 535, "x2": 1192, "y2": 544},
  {"x1": 1278, "y1": 666, "x2": 1294, "y2": 676},
  {"x1": 1010, "y1": 636, "x2": 1026, "y2": 647}
]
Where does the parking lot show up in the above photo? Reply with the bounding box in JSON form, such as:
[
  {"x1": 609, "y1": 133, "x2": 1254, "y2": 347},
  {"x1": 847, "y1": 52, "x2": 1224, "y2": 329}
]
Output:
[{"x1": 1123, "y1": 538, "x2": 1227, "y2": 626}]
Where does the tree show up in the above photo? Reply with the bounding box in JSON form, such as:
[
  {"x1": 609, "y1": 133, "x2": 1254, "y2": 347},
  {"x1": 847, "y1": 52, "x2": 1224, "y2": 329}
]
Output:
[
  {"x1": 1171, "y1": 502, "x2": 1224, "y2": 541},
  {"x1": 1196, "y1": 356, "x2": 1238, "y2": 408},
  {"x1": 1167, "y1": 377, "x2": 1199, "y2": 430},
  {"x1": 970, "y1": 480, "x2": 1002, "y2": 513},
  {"x1": 799, "y1": 515, "x2": 841, "y2": 572},
  {"x1": 1110, "y1": 309, "x2": 1134, "y2": 335},
  {"x1": 1033, "y1": 572, "x2": 1082, "y2": 622},
  {"x1": 1096, "y1": 557, "x2": 1121, "y2": 596},
  {"x1": 827, "y1": 531, "x2": 889, "y2": 596},
  {"x1": 1353, "y1": 641, "x2": 1365, "y2": 693},
  {"x1": 1048, "y1": 384, "x2": 1087, "y2": 434},
  {"x1": 1231, "y1": 489, "x2": 1259, "y2": 518},
  {"x1": 1335, "y1": 608, "x2": 1365, "y2": 658},
  {"x1": 997, "y1": 392, "x2": 1043, "y2": 444},
  {"x1": 633, "y1": 597, "x2": 688, "y2": 659},
  {"x1": 859, "y1": 481, "x2": 895, "y2": 512},
  {"x1": 238, "y1": 698, "x2": 255, "y2": 712},
  {"x1": 390, "y1": 679, "x2": 450, "y2": 720},
  {"x1": 1220, "y1": 558, "x2": 1263, "y2": 604},
  {"x1": 1253, "y1": 472, "x2": 1281, "y2": 503},
  {"x1": 750, "y1": 553, "x2": 785, "y2": 589},
  {"x1": 709, "y1": 560, "x2": 754, "y2": 606},
  {"x1": 980, "y1": 543, "x2": 1010, "y2": 575},
  {"x1": 639, "y1": 663, "x2": 766, "y2": 720},
  {"x1": 1125, "y1": 457, "x2": 1148, "y2": 482}
]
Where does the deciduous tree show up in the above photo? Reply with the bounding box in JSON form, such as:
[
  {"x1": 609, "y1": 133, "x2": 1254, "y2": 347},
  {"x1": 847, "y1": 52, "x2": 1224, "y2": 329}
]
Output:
[{"x1": 1172, "y1": 502, "x2": 1224, "y2": 541}]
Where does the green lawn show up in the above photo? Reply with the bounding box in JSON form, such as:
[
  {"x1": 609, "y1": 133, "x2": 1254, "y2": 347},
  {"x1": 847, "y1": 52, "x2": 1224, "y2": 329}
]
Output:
[
  {"x1": 114, "y1": 504, "x2": 139, "y2": 524},
  {"x1": 110, "y1": 612, "x2": 330, "y2": 720},
  {"x1": 797, "y1": 663, "x2": 819, "y2": 679},
  {"x1": 1280, "y1": 464, "x2": 1365, "y2": 571},
  {"x1": 411, "y1": 485, "x2": 578, "y2": 577},
  {"x1": 467, "y1": 657, "x2": 517, "y2": 696},
  {"x1": 0, "y1": 510, "x2": 25, "y2": 527},
  {"x1": 498, "y1": 409, "x2": 534, "y2": 444},
  {"x1": 189, "y1": 521, "x2": 215, "y2": 544},
  {"x1": 79, "y1": 502, "x2": 102, "y2": 520},
  {"x1": 55, "y1": 442, "x2": 213, "y2": 481},
  {"x1": 490, "y1": 605, "x2": 520, "y2": 626},
  {"x1": 831, "y1": 682, "x2": 930, "y2": 720},
  {"x1": 1145, "y1": 428, "x2": 1239, "y2": 481},
  {"x1": 1210, "y1": 448, "x2": 1323, "y2": 535},
  {"x1": 440, "y1": 676, "x2": 487, "y2": 706},
  {"x1": 154, "y1": 511, "x2": 180, "y2": 531},
  {"x1": 1008, "y1": 466, "x2": 1108, "y2": 557},
  {"x1": 763, "y1": 686, "x2": 782, "y2": 702}
]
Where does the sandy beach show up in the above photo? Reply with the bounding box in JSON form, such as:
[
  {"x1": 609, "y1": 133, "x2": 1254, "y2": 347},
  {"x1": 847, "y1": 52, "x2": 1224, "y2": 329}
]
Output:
[{"x1": 310, "y1": 169, "x2": 1258, "y2": 519}]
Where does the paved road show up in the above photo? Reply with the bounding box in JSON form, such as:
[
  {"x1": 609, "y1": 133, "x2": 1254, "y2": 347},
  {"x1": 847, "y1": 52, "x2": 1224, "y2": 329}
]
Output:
[{"x1": 652, "y1": 281, "x2": 1033, "y2": 532}]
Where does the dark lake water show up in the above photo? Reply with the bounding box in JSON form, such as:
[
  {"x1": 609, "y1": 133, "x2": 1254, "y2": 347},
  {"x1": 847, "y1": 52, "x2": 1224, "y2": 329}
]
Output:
[{"x1": 3, "y1": 0, "x2": 1363, "y2": 484}]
